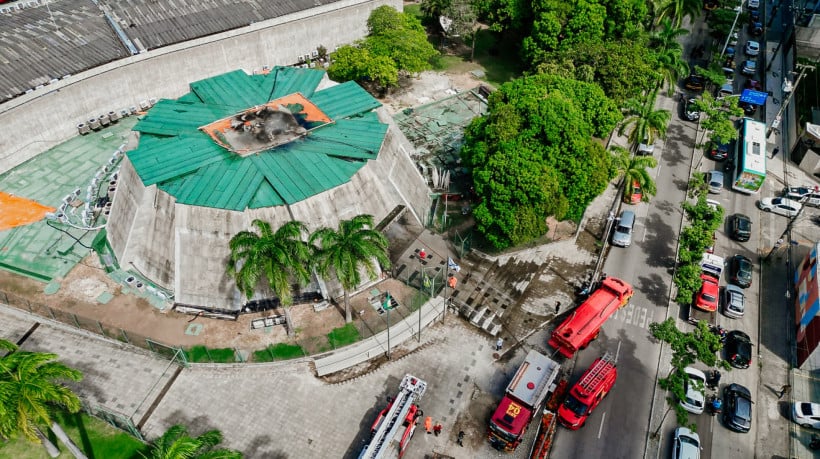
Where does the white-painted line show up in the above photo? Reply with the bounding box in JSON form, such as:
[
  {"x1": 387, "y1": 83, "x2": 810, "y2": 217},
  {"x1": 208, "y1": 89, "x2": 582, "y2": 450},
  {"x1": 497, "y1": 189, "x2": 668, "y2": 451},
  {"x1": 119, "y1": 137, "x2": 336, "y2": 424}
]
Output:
[
  {"x1": 656, "y1": 165, "x2": 662, "y2": 178},
  {"x1": 626, "y1": 304, "x2": 635, "y2": 323},
  {"x1": 639, "y1": 307, "x2": 648, "y2": 328},
  {"x1": 615, "y1": 340, "x2": 622, "y2": 362},
  {"x1": 597, "y1": 412, "x2": 607, "y2": 439}
]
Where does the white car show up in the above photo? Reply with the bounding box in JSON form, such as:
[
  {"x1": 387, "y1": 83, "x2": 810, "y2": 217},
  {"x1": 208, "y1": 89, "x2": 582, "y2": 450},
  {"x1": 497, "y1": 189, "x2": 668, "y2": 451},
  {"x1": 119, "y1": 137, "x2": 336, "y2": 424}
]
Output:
[
  {"x1": 758, "y1": 197, "x2": 803, "y2": 217},
  {"x1": 745, "y1": 40, "x2": 760, "y2": 56},
  {"x1": 706, "y1": 170, "x2": 724, "y2": 194},
  {"x1": 748, "y1": 0, "x2": 760, "y2": 9},
  {"x1": 724, "y1": 284, "x2": 745, "y2": 318},
  {"x1": 793, "y1": 402, "x2": 820, "y2": 429},
  {"x1": 680, "y1": 367, "x2": 706, "y2": 414},
  {"x1": 672, "y1": 427, "x2": 701, "y2": 459}
]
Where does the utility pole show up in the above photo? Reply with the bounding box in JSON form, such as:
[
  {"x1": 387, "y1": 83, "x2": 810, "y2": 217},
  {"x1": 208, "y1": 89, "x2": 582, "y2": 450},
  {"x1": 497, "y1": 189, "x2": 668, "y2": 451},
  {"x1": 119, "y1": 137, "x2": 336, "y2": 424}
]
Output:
[
  {"x1": 767, "y1": 63, "x2": 816, "y2": 138},
  {"x1": 720, "y1": 5, "x2": 743, "y2": 58}
]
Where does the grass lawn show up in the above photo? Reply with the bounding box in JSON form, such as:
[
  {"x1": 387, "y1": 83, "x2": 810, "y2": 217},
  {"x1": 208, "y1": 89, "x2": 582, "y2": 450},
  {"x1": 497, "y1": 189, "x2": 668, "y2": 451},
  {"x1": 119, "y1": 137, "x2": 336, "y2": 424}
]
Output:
[
  {"x1": 327, "y1": 323, "x2": 360, "y2": 348},
  {"x1": 0, "y1": 411, "x2": 146, "y2": 459},
  {"x1": 252, "y1": 342, "x2": 305, "y2": 362},
  {"x1": 185, "y1": 345, "x2": 236, "y2": 363}
]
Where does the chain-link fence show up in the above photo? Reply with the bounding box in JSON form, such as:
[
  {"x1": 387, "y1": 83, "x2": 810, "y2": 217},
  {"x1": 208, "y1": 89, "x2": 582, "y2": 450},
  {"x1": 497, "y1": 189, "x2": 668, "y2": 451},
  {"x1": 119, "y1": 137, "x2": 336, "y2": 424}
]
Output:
[{"x1": 81, "y1": 401, "x2": 143, "y2": 441}]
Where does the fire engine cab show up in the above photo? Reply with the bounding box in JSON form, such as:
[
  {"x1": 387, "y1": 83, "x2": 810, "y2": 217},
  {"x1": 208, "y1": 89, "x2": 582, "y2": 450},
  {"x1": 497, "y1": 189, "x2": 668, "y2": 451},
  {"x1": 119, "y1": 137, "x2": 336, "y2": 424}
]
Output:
[{"x1": 557, "y1": 353, "x2": 617, "y2": 430}]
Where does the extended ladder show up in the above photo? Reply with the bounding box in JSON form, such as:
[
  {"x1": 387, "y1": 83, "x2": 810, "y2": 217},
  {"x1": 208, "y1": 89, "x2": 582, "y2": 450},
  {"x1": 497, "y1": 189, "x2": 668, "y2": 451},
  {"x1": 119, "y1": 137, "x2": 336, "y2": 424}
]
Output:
[
  {"x1": 577, "y1": 352, "x2": 615, "y2": 391},
  {"x1": 359, "y1": 374, "x2": 428, "y2": 459}
]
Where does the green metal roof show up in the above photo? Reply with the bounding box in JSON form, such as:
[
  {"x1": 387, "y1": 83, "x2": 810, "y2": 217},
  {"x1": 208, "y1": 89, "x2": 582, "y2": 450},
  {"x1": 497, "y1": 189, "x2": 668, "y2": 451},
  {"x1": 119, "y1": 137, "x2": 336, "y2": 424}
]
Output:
[{"x1": 127, "y1": 68, "x2": 386, "y2": 211}]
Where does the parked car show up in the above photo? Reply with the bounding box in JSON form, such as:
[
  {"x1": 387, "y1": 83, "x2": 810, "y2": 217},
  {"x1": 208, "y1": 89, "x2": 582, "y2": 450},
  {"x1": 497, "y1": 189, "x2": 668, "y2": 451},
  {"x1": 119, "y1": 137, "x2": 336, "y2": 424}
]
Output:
[
  {"x1": 680, "y1": 367, "x2": 707, "y2": 414},
  {"x1": 672, "y1": 427, "x2": 701, "y2": 459},
  {"x1": 745, "y1": 40, "x2": 760, "y2": 56},
  {"x1": 723, "y1": 284, "x2": 745, "y2": 318},
  {"x1": 685, "y1": 74, "x2": 706, "y2": 91},
  {"x1": 792, "y1": 402, "x2": 820, "y2": 429},
  {"x1": 748, "y1": 0, "x2": 760, "y2": 10},
  {"x1": 637, "y1": 141, "x2": 656, "y2": 156},
  {"x1": 723, "y1": 383, "x2": 753, "y2": 433},
  {"x1": 708, "y1": 142, "x2": 731, "y2": 161},
  {"x1": 725, "y1": 330, "x2": 752, "y2": 368},
  {"x1": 728, "y1": 254, "x2": 753, "y2": 288},
  {"x1": 683, "y1": 98, "x2": 700, "y2": 121},
  {"x1": 739, "y1": 102, "x2": 757, "y2": 116},
  {"x1": 722, "y1": 67, "x2": 735, "y2": 85},
  {"x1": 749, "y1": 21, "x2": 763, "y2": 36},
  {"x1": 749, "y1": 9, "x2": 761, "y2": 23},
  {"x1": 729, "y1": 213, "x2": 751, "y2": 241},
  {"x1": 783, "y1": 186, "x2": 820, "y2": 206},
  {"x1": 717, "y1": 83, "x2": 734, "y2": 98},
  {"x1": 695, "y1": 274, "x2": 719, "y2": 312},
  {"x1": 741, "y1": 60, "x2": 757, "y2": 76},
  {"x1": 706, "y1": 170, "x2": 724, "y2": 193},
  {"x1": 704, "y1": 0, "x2": 719, "y2": 10},
  {"x1": 744, "y1": 79, "x2": 763, "y2": 91},
  {"x1": 625, "y1": 179, "x2": 643, "y2": 204},
  {"x1": 611, "y1": 210, "x2": 635, "y2": 248},
  {"x1": 729, "y1": 31, "x2": 739, "y2": 47},
  {"x1": 758, "y1": 197, "x2": 803, "y2": 217}
]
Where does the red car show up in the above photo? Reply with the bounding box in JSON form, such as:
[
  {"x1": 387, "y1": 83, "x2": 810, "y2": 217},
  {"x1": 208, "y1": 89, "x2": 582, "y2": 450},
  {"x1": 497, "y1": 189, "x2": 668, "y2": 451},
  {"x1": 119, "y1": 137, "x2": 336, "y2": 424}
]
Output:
[
  {"x1": 694, "y1": 274, "x2": 719, "y2": 312},
  {"x1": 744, "y1": 79, "x2": 762, "y2": 91}
]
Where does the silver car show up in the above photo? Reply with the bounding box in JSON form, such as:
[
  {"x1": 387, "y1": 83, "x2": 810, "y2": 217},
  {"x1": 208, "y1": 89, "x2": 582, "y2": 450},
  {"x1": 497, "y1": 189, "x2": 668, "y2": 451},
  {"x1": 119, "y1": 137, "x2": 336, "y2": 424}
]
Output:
[
  {"x1": 706, "y1": 170, "x2": 724, "y2": 194},
  {"x1": 680, "y1": 367, "x2": 706, "y2": 415},
  {"x1": 724, "y1": 284, "x2": 745, "y2": 318},
  {"x1": 611, "y1": 210, "x2": 635, "y2": 248},
  {"x1": 673, "y1": 427, "x2": 701, "y2": 459}
]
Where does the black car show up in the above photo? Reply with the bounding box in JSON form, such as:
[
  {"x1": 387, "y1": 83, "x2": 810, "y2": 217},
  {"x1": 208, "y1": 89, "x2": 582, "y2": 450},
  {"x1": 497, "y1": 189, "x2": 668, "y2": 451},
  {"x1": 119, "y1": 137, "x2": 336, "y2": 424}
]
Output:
[
  {"x1": 685, "y1": 74, "x2": 705, "y2": 91},
  {"x1": 708, "y1": 141, "x2": 731, "y2": 161},
  {"x1": 739, "y1": 102, "x2": 757, "y2": 116},
  {"x1": 725, "y1": 330, "x2": 752, "y2": 368},
  {"x1": 730, "y1": 214, "x2": 752, "y2": 242},
  {"x1": 750, "y1": 22, "x2": 763, "y2": 36},
  {"x1": 723, "y1": 383, "x2": 753, "y2": 432},
  {"x1": 729, "y1": 254, "x2": 753, "y2": 288},
  {"x1": 683, "y1": 98, "x2": 700, "y2": 121},
  {"x1": 749, "y1": 9, "x2": 761, "y2": 23}
]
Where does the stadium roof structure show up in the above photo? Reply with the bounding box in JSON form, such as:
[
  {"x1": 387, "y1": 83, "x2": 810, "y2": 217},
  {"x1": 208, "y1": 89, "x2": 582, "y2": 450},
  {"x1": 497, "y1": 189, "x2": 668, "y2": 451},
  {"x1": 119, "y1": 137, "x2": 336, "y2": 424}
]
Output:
[{"x1": 127, "y1": 67, "x2": 385, "y2": 211}]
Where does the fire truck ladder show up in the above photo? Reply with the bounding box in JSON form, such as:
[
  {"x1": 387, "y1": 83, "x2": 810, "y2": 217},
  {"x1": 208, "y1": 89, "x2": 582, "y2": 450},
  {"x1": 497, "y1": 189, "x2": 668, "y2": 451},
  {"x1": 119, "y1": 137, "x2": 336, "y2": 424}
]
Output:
[
  {"x1": 577, "y1": 352, "x2": 615, "y2": 391},
  {"x1": 360, "y1": 374, "x2": 428, "y2": 459}
]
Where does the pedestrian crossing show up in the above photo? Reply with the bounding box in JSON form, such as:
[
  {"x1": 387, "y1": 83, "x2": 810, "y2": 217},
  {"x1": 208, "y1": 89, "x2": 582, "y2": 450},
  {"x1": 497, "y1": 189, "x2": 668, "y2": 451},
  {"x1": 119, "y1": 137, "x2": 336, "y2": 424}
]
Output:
[{"x1": 609, "y1": 302, "x2": 657, "y2": 329}]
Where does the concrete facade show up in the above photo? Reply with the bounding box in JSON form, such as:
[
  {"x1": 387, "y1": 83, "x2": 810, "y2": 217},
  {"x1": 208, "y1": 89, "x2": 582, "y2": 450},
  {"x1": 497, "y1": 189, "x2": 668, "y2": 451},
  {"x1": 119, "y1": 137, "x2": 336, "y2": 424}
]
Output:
[{"x1": 0, "y1": 0, "x2": 401, "y2": 173}]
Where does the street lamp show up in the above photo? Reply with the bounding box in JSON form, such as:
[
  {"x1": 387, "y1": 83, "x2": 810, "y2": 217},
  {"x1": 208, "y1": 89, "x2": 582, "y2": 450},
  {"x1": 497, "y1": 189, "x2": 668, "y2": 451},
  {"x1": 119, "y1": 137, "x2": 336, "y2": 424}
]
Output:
[{"x1": 720, "y1": 5, "x2": 743, "y2": 58}]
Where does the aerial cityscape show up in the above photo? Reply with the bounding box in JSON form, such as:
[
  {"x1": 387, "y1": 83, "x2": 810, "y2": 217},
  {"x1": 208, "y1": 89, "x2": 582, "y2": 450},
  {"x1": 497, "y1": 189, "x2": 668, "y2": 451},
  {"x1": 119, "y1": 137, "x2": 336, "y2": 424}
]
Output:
[{"x1": 0, "y1": 0, "x2": 819, "y2": 458}]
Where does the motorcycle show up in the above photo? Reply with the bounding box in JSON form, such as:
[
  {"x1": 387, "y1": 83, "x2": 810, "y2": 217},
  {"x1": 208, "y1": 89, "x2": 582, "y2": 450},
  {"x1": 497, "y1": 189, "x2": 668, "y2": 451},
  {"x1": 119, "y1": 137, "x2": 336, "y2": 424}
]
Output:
[
  {"x1": 708, "y1": 394, "x2": 723, "y2": 417},
  {"x1": 706, "y1": 370, "x2": 721, "y2": 391}
]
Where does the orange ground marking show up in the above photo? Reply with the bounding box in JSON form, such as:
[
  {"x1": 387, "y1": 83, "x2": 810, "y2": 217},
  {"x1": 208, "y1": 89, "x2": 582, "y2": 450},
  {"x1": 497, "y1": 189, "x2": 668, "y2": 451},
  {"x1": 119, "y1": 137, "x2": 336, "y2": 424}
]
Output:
[{"x1": 0, "y1": 192, "x2": 55, "y2": 231}]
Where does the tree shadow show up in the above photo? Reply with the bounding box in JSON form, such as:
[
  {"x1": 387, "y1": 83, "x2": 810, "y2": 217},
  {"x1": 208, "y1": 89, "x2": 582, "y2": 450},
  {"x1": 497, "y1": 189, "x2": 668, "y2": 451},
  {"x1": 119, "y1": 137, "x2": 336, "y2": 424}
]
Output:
[{"x1": 342, "y1": 374, "x2": 403, "y2": 459}]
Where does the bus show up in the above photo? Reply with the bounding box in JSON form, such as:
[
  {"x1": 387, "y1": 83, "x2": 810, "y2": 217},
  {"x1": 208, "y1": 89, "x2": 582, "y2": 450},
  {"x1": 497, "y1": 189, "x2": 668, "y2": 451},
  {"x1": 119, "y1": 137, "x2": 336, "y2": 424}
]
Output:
[{"x1": 730, "y1": 118, "x2": 767, "y2": 194}]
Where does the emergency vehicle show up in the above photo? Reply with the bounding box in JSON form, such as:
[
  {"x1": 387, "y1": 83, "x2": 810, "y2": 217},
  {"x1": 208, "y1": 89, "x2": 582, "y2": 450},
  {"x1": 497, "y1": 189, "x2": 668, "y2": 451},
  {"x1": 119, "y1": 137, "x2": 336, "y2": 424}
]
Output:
[
  {"x1": 487, "y1": 350, "x2": 561, "y2": 451},
  {"x1": 557, "y1": 353, "x2": 617, "y2": 430},
  {"x1": 359, "y1": 374, "x2": 427, "y2": 459},
  {"x1": 548, "y1": 277, "x2": 633, "y2": 358}
]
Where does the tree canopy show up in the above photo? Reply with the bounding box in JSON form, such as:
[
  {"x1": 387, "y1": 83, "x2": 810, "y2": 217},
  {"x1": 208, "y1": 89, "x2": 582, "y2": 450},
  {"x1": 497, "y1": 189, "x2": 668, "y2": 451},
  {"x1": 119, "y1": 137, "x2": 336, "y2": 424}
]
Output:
[{"x1": 460, "y1": 74, "x2": 621, "y2": 249}]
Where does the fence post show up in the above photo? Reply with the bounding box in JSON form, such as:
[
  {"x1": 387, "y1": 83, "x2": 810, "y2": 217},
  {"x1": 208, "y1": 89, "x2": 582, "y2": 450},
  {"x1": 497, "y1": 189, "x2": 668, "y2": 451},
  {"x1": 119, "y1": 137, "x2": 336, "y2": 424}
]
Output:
[
  {"x1": 72, "y1": 313, "x2": 81, "y2": 329},
  {"x1": 96, "y1": 321, "x2": 105, "y2": 336}
]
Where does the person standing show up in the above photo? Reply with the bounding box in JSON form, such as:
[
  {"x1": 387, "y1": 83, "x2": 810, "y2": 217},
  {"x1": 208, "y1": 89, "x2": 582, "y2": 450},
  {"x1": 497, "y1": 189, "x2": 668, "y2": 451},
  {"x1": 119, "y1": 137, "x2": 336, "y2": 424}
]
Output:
[
  {"x1": 457, "y1": 430, "x2": 465, "y2": 446},
  {"x1": 424, "y1": 416, "x2": 433, "y2": 434},
  {"x1": 496, "y1": 337, "x2": 503, "y2": 351},
  {"x1": 771, "y1": 147, "x2": 780, "y2": 159},
  {"x1": 433, "y1": 424, "x2": 442, "y2": 436}
]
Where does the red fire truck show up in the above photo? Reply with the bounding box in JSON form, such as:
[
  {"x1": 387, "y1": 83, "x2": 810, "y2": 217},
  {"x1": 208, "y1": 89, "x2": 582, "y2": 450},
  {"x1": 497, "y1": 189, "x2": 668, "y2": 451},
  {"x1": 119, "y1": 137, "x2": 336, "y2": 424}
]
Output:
[
  {"x1": 557, "y1": 353, "x2": 617, "y2": 430},
  {"x1": 359, "y1": 374, "x2": 427, "y2": 459},
  {"x1": 548, "y1": 276, "x2": 633, "y2": 358},
  {"x1": 487, "y1": 350, "x2": 562, "y2": 451}
]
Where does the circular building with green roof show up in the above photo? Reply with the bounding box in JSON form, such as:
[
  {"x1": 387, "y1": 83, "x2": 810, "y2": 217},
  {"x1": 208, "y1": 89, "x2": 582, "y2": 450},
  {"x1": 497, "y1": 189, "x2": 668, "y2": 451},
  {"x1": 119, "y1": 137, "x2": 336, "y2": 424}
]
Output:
[{"x1": 106, "y1": 67, "x2": 430, "y2": 312}]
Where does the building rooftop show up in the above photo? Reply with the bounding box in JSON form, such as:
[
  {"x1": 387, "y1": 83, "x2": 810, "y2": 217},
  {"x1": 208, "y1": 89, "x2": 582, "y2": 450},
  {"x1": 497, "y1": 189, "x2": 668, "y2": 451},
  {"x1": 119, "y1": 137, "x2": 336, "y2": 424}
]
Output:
[{"x1": 128, "y1": 67, "x2": 385, "y2": 211}]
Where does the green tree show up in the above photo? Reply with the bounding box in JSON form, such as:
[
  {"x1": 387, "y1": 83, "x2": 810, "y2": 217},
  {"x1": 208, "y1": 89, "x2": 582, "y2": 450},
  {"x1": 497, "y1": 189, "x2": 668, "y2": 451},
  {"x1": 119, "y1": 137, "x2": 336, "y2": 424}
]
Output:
[
  {"x1": 327, "y1": 45, "x2": 398, "y2": 91},
  {"x1": 618, "y1": 89, "x2": 671, "y2": 149},
  {"x1": 0, "y1": 341, "x2": 85, "y2": 458},
  {"x1": 227, "y1": 220, "x2": 312, "y2": 307},
  {"x1": 365, "y1": 6, "x2": 439, "y2": 75},
  {"x1": 311, "y1": 215, "x2": 391, "y2": 323},
  {"x1": 693, "y1": 92, "x2": 744, "y2": 146},
  {"x1": 650, "y1": 17, "x2": 688, "y2": 51},
  {"x1": 460, "y1": 73, "x2": 620, "y2": 249},
  {"x1": 650, "y1": 318, "x2": 725, "y2": 429},
  {"x1": 611, "y1": 146, "x2": 659, "y2": 202},
  {"x1": 656, "y1": 0, "x2": 702, "y2": 28},
  {"x1": 420, "y1": 0, "x2": 452, "y2": 21},
  {"x1": 140, "y1": 424, "x2": 242, "y2": 459},
  {"x1": 654, "y1": 46, "x2": 689, "y2": 94}
]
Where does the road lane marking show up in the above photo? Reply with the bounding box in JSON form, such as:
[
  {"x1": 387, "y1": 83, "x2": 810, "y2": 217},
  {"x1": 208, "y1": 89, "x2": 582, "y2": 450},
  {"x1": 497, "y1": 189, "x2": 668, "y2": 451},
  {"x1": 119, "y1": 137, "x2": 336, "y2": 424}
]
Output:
[
  {"x1": 639, "y1": 307, "x2": 648, "y2": 328},
  {"x1": 615, "y1": 340, "x2": 622, "y2": 362},
  {"x1": 598, "y1": 412, "x2": 607, "y2": 439}
]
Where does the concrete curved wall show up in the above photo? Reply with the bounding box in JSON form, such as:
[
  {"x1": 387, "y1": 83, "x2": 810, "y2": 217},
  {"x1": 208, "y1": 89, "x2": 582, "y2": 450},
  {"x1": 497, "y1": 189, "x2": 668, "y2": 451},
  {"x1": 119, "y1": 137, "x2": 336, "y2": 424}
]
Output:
[{"x1": 0, "y1": 0, "x2": 401, "y2": 173}]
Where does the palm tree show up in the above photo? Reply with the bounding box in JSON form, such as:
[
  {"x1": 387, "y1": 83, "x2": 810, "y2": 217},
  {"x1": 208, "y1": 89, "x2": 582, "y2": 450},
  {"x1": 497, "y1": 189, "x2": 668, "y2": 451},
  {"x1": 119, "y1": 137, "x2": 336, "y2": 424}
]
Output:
[
  {"x1": 227, "y1": 220, "x2": 312, "y2": 307},
  {"x1": 141, "y1": 424, "x2": 242, "y2": 459},
  {"x1": 618, "y1": 89, "x2": 672, "y2": 149},
  {"x1": 310, "y1": 214, "x2": 391, "y2": 323},
  {"x1": 650, "y1": 18, "x2": 688, "y2": 52},
  {"x1": 654, "y1": 47, "x2": 689, "y2": 94},
  {"x1": 656, "y1": 0, "x2": 702, "y2": 28},
  {"x1": 612, "y1": 146, "x2": 659, "y2": 202},
  {"x1": 0, "y1": 341, "x2": 85, "y2": 458}
]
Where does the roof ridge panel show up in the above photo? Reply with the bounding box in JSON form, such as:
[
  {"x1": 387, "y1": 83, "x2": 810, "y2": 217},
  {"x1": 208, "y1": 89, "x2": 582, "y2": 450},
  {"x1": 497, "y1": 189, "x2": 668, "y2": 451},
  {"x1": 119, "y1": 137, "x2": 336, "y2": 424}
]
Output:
[{"x1": 310, "y1": 81, "x2": 381, "y2": 120}]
